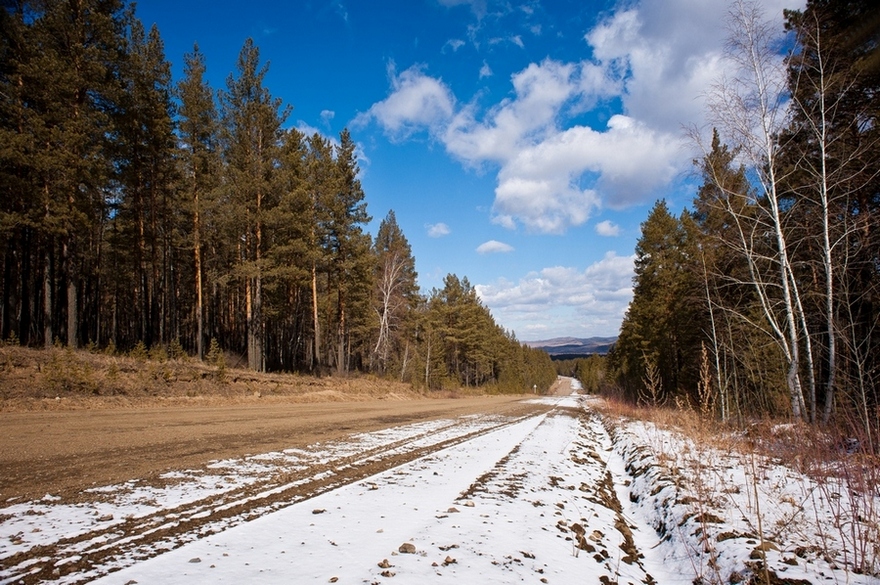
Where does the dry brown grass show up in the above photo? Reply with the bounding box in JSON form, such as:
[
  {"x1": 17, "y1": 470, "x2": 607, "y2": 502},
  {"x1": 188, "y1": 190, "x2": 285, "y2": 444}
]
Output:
[
  {"x1": 0, "y1": 344, "x2": 432, "y2": 412},
  {"x1": 596, "y1": 394, "x2": 880, "y2": 581}
]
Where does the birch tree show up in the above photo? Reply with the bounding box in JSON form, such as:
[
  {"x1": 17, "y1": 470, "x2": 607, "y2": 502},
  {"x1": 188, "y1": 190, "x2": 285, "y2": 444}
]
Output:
[
  {"x1": 371, "y1": 210, "x2": 418, "y2": 375},
  {"x1": 782, "y1": 0, "x2": 880, "y2": 434},
  {"x1": 706, "y1": 0, "x2": 812, "y2": 420}
]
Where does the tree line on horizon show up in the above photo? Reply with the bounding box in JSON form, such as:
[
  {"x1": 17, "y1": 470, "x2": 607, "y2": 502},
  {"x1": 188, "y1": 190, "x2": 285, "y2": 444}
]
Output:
[
  {"x1": 0, "y1": 0, "x2": 556, "y2": 392},
  {"x1": 608, "y1": 0, "x2": 879, "y2": 440}
]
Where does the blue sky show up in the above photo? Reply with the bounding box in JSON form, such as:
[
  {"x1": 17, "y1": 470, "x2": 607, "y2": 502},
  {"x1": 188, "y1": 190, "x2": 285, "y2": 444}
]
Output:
[{"x1": 136, "y1": 0, "x2": 798, "y2": 341}]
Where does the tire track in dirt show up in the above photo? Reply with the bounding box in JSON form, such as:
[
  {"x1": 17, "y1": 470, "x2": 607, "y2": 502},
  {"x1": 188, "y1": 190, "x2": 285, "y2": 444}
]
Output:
[
  {"x1": 0, "y1": 409, "x2": 550, "y2": 585},
  {"x1": 0, "y1": 396, "x2": 538, "y2": 502}
]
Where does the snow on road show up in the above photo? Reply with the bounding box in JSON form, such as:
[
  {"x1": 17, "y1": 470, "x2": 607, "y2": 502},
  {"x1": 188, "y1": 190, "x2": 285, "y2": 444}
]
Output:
[
  {"x1": 87, "y1": 395, "x2": 684, "y2": 585},
  {"x1": 3, "y1": 378, "x2": 879, "y2": 584}
]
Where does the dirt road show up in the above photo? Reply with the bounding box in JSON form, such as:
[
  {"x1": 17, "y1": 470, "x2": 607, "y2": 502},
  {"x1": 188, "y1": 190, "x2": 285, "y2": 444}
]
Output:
[
  {"x1": 0, "y1": 395, "x2": 560, "y2": 502},
  {"x1": 0, "y1": 376, "x2": 584, "y2": 584},
  {"x1": 1, "y1": 397, "x2": 564, "y2": 584}
]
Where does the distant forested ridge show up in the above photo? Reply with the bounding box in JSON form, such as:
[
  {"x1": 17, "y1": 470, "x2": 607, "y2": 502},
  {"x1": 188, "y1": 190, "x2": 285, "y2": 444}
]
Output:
[
  {"x1": 608, "y1": 0, "x2": 880, "y2": 434},
  {"x1": 526, "y1": 337, "x2": 617, "y2": 358},
  {"x1": 0, "y1": 0, "x2": 555, "y2": 392}
]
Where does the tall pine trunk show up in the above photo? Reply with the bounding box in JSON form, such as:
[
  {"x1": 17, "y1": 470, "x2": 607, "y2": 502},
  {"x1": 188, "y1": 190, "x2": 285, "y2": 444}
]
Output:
[
  {"x1": 194, "y1": 190, "x2": 204, "y2": 360},
  {"x1": 43, "y1": 246, "x2": 53, "y2": 348},
  {"x1": 63, "y1": 238, "x2": 77, "y2": 348},
  {"x1": 336, "y1": 290, "x2": 346, "y2": 374},
  {"x1": 311, "y1": 261, "x2": 321, "y2": 372}
]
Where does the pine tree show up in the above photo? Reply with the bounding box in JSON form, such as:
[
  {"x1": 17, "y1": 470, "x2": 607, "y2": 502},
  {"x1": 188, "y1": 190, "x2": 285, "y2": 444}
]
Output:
[
  {"x1": 327, "y1": 129, "x2": 372, "y2": 374},
  {"x1": 782, "y1": 0, "x2": 880, "y2": 427},
  {"x1": 691, "y1": 130, "x2": 770, "y2": 419},
  {"x1": 256, "y1": 127, "x2": 307, "y2": 370},
  {"x1": 176, "y1": 44, "x2": 219, "y2": 360},
  {"x1": 303, "y1": 133, "x2": 335, "y2": 372},
  {"x1": 12, "y1": 0, "x2": 128, "y2": 348},
  {"x1": 0, "y1": 2, "x2": 36, "y2": 344},
  {"x1": 218, "y1": 38, "x2": 289, "y2": 372},
  {"x1": 113, "y1": 18, "x2": 177, "y2": 349},
  {"x1": 371, "y1": 210, "x2": 418, "y2": 376},
  {"x1": 610, "y1": 200, "x2": 703, "y2": 402}
]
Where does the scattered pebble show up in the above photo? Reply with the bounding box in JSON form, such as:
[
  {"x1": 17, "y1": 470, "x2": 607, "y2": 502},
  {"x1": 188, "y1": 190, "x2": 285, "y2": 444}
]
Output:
[{"x1": 399, "y1": 542, "x2": 417, "y2": 554}]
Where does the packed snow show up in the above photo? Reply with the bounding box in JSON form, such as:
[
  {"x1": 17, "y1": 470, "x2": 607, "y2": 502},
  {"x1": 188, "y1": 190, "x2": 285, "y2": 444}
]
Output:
[{"x1": 2, "y1": 378, "x2": 878, "y2": 584}]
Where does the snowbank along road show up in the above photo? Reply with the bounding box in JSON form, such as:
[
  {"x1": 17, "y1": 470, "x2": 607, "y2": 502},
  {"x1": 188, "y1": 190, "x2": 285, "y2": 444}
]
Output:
[{"x1": 2, "y1": 378, "x2": 877, "y2": 584}]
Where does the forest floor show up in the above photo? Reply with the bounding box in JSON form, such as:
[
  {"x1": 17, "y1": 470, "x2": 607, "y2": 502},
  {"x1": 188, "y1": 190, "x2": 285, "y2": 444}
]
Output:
[{"x1": 1, "y1": 348, "x2": 878, "y2": 584}]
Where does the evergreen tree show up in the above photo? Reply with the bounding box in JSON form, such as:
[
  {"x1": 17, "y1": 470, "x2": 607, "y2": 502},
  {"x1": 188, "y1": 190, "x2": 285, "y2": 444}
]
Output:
[
  {"x1": 7, "y1": 0, "x2": 128, "y2": 348},
  {"x1": 610, "y1": 200, "x2": 703, "y2": 402},
  {"x1": 112, "y1": 18, "x2": 177, "y2": 349},
  {"x1": 0, "y1": 2, "x2": 37, "y2": 344},
  {"x1": 326, "y1": 129, "x2": 372, "y2": 373},
  {"x1": 782, "y1": 0, "x2": 880, "y2": 427},
  {"x1": 371, "y1": 210, "x2": 418, "y2": 376},
  {"x1": 691, "y1": 130, "x2": 783, "y2": 419},
  {"x1": 176, "y1": 44, "x2": 219, "y2": 360},
  {"x1": 218, "y1": 38, "x2": 289, "y2": 372},
  {"x1": 303, "y1": 133, "x2": 335, "y2": 372}
]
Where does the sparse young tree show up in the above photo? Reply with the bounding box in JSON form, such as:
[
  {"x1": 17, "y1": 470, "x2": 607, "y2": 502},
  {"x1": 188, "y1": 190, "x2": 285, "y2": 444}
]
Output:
[
  {"x1": 783, "y1": 0, "x2": 880, "y2": 430},
  {"x1": 706, "y1": 0, "x2": 812, "y2": 420}
]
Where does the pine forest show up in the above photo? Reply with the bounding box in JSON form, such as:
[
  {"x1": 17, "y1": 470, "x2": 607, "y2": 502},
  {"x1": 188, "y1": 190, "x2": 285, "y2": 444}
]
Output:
[
  {"x1": 0, "y1": 0, "x2": 556, "y2": 393},
  {"x1": 2, "y1": 0, "x2": 879, "y2": 433}
]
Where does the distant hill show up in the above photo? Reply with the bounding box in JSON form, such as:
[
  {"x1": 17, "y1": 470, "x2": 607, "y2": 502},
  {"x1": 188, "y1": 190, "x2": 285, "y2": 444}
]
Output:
[{"x1": 524, "y1": 336, "x2": 617, "y2": 358}]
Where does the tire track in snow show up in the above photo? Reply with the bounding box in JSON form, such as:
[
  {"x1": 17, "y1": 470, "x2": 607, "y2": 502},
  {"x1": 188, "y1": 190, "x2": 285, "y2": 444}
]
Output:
[
  {"x1": 0, "y1": 409, "x2": 549, "y2": 585},
  {"x1": 87, "y1": 396, "x2": 685, "y2": 585}
]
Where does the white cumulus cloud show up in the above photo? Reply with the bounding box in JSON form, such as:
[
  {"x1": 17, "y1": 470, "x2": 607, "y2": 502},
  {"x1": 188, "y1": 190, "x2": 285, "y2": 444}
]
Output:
[
  {"x1": 476, "y1": 240, "x2": 514, "y2": 254},
  {"x1": 353, "y1": 64, "x2": 455, "y2": 139},
  {"x1": 595, "y1": 220, "x2": 620, "y2": 236},
  {"x1": 357, "y1": 0, "x2": 799, "y2": 234},
  {"x1": 426, "y1": 222, "x2": 451, "y2": 237},
  {"x1": 475, "y1": 251, "x2": 635, "y2": 338}
]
